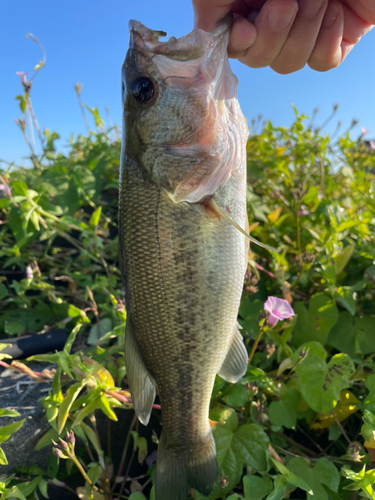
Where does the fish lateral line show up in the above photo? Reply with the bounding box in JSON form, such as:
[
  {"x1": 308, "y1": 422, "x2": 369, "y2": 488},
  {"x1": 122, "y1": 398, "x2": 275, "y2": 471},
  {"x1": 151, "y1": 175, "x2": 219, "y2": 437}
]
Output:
[{"x1": 207, "y1": 198, "x2": 279, "y2": 253}]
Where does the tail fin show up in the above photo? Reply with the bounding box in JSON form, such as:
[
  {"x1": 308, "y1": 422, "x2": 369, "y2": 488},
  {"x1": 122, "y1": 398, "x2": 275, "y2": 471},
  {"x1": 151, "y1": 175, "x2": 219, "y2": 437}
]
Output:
[{"x1": 155, "y1": 430, "x2": 217, "y2": 500}]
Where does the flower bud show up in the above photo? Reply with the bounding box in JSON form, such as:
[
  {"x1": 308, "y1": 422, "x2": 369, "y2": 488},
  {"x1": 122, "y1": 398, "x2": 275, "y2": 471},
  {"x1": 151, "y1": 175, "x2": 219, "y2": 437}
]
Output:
[
  {"x1": 66, "y1": 430, "x2": 75, "y2": 446},
  {"x1": 59, "y1": 438, "x2": 69, "y2": 451},
  {"x1": 52, "y1": 447, "x2": 64, "y2": 459}
]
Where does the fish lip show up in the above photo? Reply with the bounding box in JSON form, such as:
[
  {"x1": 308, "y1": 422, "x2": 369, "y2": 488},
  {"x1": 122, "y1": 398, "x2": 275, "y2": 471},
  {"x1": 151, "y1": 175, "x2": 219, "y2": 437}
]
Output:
[{"x1": 128, "y1": 14, "x2": 232, "y2": 62}]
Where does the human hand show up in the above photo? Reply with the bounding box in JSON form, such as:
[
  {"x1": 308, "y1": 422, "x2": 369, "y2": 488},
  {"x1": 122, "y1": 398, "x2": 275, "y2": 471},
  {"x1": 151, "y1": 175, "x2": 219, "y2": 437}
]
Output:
[{"x1": 193, "y1": 0, "x2": 375, "y2": 73}]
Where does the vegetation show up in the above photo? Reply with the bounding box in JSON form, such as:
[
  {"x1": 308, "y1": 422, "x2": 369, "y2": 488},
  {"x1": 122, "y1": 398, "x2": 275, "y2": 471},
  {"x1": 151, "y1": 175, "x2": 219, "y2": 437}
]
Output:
[{"x1": 1, "y1": 53, "x2": 375, "y2": 499}]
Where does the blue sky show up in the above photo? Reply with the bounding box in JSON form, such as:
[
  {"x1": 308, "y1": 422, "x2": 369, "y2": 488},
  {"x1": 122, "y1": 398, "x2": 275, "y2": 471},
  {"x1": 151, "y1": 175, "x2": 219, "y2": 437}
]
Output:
[{"x1": 1, "y1": 0, "x2": 374, "y2": 166}]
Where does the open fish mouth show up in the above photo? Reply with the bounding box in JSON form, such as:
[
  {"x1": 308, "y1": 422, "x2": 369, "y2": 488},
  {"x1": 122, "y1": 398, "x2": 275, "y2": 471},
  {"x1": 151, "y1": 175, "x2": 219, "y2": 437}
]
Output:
[{"x1": 128, "y1": 16, "x2": 231, "y2": 62}]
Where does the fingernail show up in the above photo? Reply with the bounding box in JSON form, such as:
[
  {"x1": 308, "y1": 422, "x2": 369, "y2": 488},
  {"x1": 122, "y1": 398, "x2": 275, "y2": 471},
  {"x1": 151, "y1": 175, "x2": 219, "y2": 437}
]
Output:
[
  {"x1": 267, "y1": 5, "x2": 297, "y2": 32},
  {"x1": 322, "y1": 4, "x2": 339, "y2": 28}
]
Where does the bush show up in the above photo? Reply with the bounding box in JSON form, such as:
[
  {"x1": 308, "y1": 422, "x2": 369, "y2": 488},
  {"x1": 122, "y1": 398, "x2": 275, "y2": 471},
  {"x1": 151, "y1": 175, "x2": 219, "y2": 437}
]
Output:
[{"x1": 1, "y1": 70, "x2": 375, "y2": 499}]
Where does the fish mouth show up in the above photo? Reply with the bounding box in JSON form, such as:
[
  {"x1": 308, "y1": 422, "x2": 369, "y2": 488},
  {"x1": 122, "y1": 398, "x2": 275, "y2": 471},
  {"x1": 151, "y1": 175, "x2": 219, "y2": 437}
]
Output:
[{"x1": 128, "y1": 15, "x2": 232, "y2": 62}]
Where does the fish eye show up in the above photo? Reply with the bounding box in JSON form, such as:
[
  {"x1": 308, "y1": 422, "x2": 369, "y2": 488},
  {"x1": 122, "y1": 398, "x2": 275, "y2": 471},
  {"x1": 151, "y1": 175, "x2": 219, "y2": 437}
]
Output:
[{"x1": 130, "y1": 77, "x2": 155, "y2": 103}]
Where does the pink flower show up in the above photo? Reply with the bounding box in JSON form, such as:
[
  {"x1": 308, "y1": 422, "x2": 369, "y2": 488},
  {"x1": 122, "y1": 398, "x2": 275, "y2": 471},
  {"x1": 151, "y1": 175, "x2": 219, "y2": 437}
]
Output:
[
  {"x1": 298, "y1": 204, "x2": 310, "y2": 217},
  {"x1": 370, "y1": 141, "x2": 375, "y2": 152},
  {"x1": 361, "y1": 127, "x2": 370, "y2": 137},
  {"x1": 16, "y1": 72, "x2": 28, "y2": 85},
  {"x1": 16, "y1": 72, "x2": 31, "y2": 92},
  {"x1": 264, "y1": 296, "x2": 295, "y2": 327}
]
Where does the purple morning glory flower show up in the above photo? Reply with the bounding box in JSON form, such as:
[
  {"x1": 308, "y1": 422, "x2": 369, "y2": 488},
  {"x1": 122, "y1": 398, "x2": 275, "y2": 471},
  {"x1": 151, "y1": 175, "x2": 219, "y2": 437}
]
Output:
[
  {"x1": 16, "y1": 72, "x2": 28, "y2": 85},
  {"x1": 264, "y1": 296, "x2": 295, "y2": 327}
]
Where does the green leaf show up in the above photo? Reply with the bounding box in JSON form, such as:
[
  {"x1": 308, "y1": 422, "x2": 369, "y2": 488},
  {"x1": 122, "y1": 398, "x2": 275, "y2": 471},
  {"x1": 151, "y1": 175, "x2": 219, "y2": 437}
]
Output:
[
  {"x1": 38, "y1": 478, "x2": 49, "y2": 499},
  {"x1": 15, "y1": 95, "x2": 27, "y2": 114},
  {"x1": 0, "y1": 446, "x2": 7, "y2": 465},
  {"x1": 238, "y1": 298, "x2": 263, "y2": 338},
  {"x1": 295, "y1": 342, "x2": 355, "y2": 414},
  {"x1": 27, "y1": 353, "x2": 60, "y2": 363},
  {"x1": 233, "y1": 424, "x2": 270, "y2": 472},
  {"x1": 80, "y1": 422, "x2": 105, "y2": 466},
  {"x1": 99, "y1": 395, "x2": 118, "y2": 421},
  {"x1": 0, "y1": 409, "x2": 20, "y2": 418},
  {"x1": 327, "y1": 312, "x2": 356, "y2": 357},
  {"x1": 356, "y1": 317, "x2": 375, "y2": 355},
  {"x1": 0, "y1": 283, "x2": 8, "y2": 300},
  {"x1": 35, "y1": 427, "x2": 59, "y2": 451},
  {"x1": 2, "y1": 485, "x2": 27, "y2": 500},
  {"x1": 63, "y1": 323, "x2": 82, "y2": 354},
  {"x1": 57, "y1": 382, "x2": 84, "y2": 434},
  {"x1": 128, "y1": 493, "x2": 146, "y2": 500},
  {"x1": 88, "y1": 318, "x2": 113, "y2": 346},
  {"x1": 4, "y1": 321, "x2": 25, "y2": 336},
  {"x1": 335, "y1": 220, "x2": 359, "y2": 233},
  {"x1": 335, "y1": 287, "x2": 356, "y2": 316},
  {"x1": 288, "y1": 457, "x2": 340, "y2": 499},
  {"x1": 243, "y1": 475, "x2": 272, "y2": 500},
  {"x1": 0, "y1": 419, "x2": 25, "y2": 444},
  {"x1": 268, "y1": 388, "x2": 300, "y2": 429},
  {"x1": 226, "y1": 384, "x2": 249, "y2": 407},
  {"x1": 10, "y1": 180, "x2": 28, "y2": 196},
  {"x1": 342, "y1": 465, "x2": 375, "y2": 499},
  {"x1": 266, "y1": 475, "x2": 287, "y2": 500},
  {"x1": 198, "y1": 409, "x2": 269, "y2": 499},
  {"x1": 292, "y1": 294, "x2": 339, "y2": 347},
  {"x1": 271, "y1": 458, "x2": 313, "y2": 494},
  {"x1": 334, "y1": 244, "x2": 355, "y2": 274},
  {"x1": 71, "y1": 398, "x2": 101, "y2": 427},
  {"x1": 16, "y1": 476, "x2": 42, "y2": 497},
  {"x1": 67, "y1": 304, "x2": 83, "y2": 318},
  {"x1": 89, "y1": 206, "x2": 102, "y2": 228}
]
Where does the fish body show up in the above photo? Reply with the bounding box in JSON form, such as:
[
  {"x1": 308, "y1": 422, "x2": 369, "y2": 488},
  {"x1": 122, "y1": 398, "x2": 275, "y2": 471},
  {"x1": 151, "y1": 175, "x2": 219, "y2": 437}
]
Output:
[{"x1": 119, "y1": 17, "x2": 249, "y2": 500}]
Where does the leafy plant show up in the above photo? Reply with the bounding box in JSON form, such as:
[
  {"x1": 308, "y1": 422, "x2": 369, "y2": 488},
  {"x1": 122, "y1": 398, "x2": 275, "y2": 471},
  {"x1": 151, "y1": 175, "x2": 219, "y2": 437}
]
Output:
[{"x1": 1, "y1": 38, "x2": 375, "y2": 499}]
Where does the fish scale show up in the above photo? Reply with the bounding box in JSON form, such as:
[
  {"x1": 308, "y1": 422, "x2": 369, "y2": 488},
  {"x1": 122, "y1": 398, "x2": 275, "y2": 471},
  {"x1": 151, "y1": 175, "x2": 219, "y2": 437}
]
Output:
[{"x1": 119, "y1": 15, "x2": 249, "y2": 500}]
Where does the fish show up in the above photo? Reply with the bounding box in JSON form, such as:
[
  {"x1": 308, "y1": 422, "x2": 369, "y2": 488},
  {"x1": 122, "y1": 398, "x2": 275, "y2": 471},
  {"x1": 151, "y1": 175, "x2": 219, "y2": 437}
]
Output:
[{"x1": 119, "y1": 15, "x2": 250, "y2": 500}]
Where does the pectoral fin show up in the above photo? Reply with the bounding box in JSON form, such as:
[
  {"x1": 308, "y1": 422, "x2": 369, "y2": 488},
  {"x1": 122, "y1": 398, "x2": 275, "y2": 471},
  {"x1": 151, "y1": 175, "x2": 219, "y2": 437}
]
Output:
[
  {"x1": 125, "y1": 318, "x2": 156, "y2": 425},
  {"x1": 208, "y1": 198, "x2": 279, "y2": 253},
  {"x1": 218, "y1": 323, "x2": 248, "y2": 383}
]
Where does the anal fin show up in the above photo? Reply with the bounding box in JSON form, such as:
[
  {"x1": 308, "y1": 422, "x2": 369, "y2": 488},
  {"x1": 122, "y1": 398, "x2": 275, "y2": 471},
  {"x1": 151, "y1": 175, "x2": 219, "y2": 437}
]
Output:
[
  {"x1": 218, "y1": 323, "x2": 248, "y2": 383},
  {"x1": 125, "y1": 318, "x2": 156, "y2": 425}
]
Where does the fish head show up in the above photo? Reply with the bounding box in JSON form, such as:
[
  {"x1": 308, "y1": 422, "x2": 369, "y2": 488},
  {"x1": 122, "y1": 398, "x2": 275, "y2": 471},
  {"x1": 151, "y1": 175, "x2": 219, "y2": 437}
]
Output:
[{"x1": 122, "y1": 16, "x2": 248, "y2": 203}]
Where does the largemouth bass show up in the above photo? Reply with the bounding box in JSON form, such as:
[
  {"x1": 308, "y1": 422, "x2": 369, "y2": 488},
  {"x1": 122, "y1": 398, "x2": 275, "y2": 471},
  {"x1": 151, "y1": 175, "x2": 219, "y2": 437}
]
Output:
[{"x1": 119, "y1": 15, "x2": 249, "y2": 500}]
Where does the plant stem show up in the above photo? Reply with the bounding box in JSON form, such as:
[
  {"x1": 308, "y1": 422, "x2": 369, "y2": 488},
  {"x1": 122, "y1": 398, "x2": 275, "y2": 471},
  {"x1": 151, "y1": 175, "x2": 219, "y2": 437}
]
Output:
[
  {"x1": 248, "y1": 327, "x2": 265, "y2": 365},
  {"x1": 76, "y1": 92, "x2": 90, "y2": 134},
  {"x1": 47, "y1": 481, "x2": 78, "y2": 496},
  {"x1": 115, "y1": 413, "x2": 137, "y2": 483},
  {"x1": 275, "y1": 431, "x2": 319, "y2": 457},
  {"x1": 118, "y1": 440, "x2": 137, "y2": 499},
  {"x1": 330, "y1": 410, "x2": 351, "y2": 445},
  {"x1": 295, "y1": 203, "x2": 302, "y2": 265},
  {"x1": 351, "y1": 352, "x2": 375, "y2": 381},
  {"x1": 69, "y1": 451, "x2": 103, "y2": 493}
]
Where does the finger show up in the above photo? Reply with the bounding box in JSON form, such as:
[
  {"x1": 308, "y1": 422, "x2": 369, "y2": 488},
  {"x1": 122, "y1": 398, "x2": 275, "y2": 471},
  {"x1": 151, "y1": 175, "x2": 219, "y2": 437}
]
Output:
[
  {"x1": 228, "y1": 14, "x2": 257, "y2": 58},
  {"x1": 341, "y1": 2, "x2": 374, "y2": 43},
  {"x1": 341, "y1": 0, "x2": 375, "y2": 26},
  {"x1": 308, "y1": 0, "x2": 345, "y2": 71},
  {"x1": 270, "y1": 0, "x2": 329, "y2": 74},
  {"x1": 193, "y1": 0, "x2": 234, "y2": 31},
  {"x1": 231, "y1": 0, "x2": 299, "y2": 67}
]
